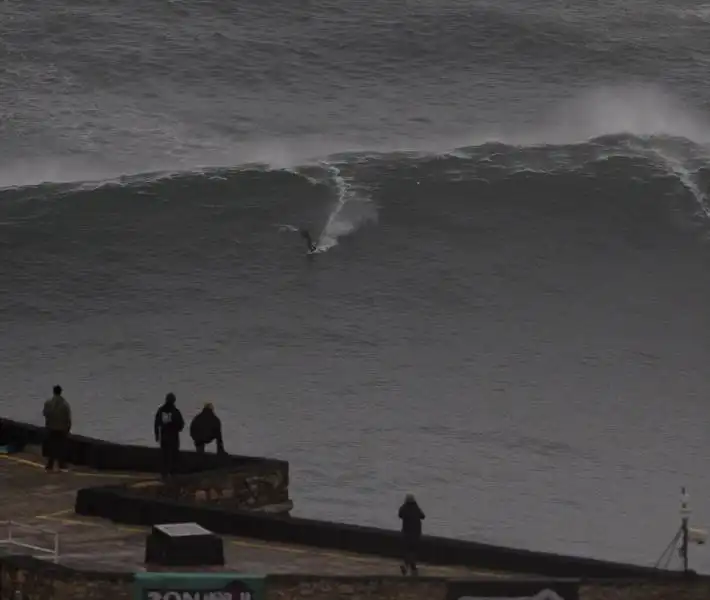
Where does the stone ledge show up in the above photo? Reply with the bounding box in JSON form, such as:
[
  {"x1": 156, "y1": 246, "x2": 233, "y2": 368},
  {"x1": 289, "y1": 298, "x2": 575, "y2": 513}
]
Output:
[
  {"x1": 0, "y1": 418, "x2": 288, "y2": 476},
  {"x1": 3, "y1": 557, "x2": 710, "y2": 600},
  {"x1": 0, "y1": 553, "x2": 132, "y2": 600},
  {"x1": 579, "y1": 578, "x2": 710, "y2": 600}
]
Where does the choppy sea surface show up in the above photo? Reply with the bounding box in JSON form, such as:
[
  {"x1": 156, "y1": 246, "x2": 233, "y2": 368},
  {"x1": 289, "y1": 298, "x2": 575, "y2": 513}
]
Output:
[{"x1": 2, "y1": 0, "x2": 710, "y2": 572}]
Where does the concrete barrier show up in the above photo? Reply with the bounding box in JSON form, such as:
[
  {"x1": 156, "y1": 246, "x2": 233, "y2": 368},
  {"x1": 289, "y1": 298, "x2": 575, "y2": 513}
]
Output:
[
  {"x1": 76, "y1": 482, "x2": 684, "y2": 579},
  {"x1": 265, "y1": 574, "x2": 448, "y2": 600},
  {"x1": 0, "y1": 553, "x2": 132, "y2": 600},
  {"x1": 446, "y1": 579, "x2": 580, "y2": 599},
  {"x1": 2, "y1": 554, "x2": 710, "y2": 600},
  {"x1": 0, "y1": 418, "x2": 287, "y2": 475},
  {"x1": 126, "y1": 463, "x2": 291, "y2": 512}
]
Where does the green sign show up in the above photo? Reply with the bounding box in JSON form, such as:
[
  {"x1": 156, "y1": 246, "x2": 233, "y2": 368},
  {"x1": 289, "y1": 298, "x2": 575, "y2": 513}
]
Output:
[{"x1": 134, "y1": 572, "x2": 264, "y2": 600}]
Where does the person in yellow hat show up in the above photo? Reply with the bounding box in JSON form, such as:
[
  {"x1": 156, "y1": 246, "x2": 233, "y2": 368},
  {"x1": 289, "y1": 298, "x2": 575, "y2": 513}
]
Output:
[{"x1": 189, "y1": 402, "x2": 225, "y2": 454}]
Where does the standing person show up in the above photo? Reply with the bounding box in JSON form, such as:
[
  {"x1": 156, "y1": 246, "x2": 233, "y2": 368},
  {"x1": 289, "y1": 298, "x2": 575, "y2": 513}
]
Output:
[
  {"x1": 154, "y1": 392, "x2": 184, "y2": 478},
  {"x1": 43, "y1": 385, "x2": 71, "y2": 472},
  {"x1": 398, "y1": 493, "x2": 425, "y2": 576},
  {"x1": 189, "y1": 403, "x2": 225, "y2": 454}
]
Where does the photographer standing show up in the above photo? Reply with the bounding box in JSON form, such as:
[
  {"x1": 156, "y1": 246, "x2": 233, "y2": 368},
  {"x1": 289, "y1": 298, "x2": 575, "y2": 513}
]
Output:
[{"x1": 398, "y1": 493, "x2": 425, "y2": 576}]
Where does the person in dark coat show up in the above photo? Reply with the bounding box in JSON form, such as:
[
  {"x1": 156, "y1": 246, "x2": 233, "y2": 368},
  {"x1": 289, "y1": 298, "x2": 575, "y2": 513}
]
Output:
[
  {"x1": 398, "y1": 493, "x2": 425, "y2": 575},
  {"x1": 154, "y1": 392, "x2": 184, "y2": 477},
  {"x1": 42, "y1": 385, "x2": 72, "y2": 472},
  {"x1": 189, "y1": 403, "x2": 225, "y2": 454}
]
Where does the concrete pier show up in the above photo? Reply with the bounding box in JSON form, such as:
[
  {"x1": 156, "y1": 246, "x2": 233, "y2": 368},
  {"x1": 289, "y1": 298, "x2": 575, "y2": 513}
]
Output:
[
  {"x1": 0, "y1": 450, "x2": 499, "y2": 577},
  {"x1": 1, "y1": 424, "x2": 709, "y2": 600}
]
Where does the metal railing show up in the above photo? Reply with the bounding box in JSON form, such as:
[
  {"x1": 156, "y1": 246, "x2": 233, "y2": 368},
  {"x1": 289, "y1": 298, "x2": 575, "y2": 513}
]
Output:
[{"x1": 0, "y1": 520, "x2": 59, "y2": 562}]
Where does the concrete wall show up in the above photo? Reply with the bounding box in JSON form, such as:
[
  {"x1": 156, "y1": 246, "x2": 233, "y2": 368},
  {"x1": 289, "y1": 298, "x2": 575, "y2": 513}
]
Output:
[
  {"x1": 580, "y1": 580, "x2": 710, "y2": 600},
  {"x1": 265, "y1": 575, "x2": 447, "y2": 600},
  {"x1": 0, "y1": 418, "x2": 288, "y2": 476},
  {"x1": 0, "y1": 554, "x2": 131, "y2": 600},
  {"x1": 3, "y1": 554, "x2": 710, "y2": 600},
  {"x1": 129, "y1": 464, "x2": 291, "y2": 512},
  {"x1": 447, "y1": 578, "x2": 580, "y2": 599},
  {"x1": 264, "y1": 578, "x2": 710, "y2": 600},
  {"x1": 263, "y1": 577, "x2": 710, "y2": 600},
  {"x1": 74, "y1": 481, "x2": 684, "y2": 579}
]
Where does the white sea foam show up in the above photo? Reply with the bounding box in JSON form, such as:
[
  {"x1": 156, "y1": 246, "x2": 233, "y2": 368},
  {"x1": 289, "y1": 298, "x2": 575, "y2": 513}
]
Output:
[
  {"x1": 315, "y1": 165, "x2": 378, "y2": 252},
  {"x1": 2, "y1": 85, "x2": 709, "y2": 197}
]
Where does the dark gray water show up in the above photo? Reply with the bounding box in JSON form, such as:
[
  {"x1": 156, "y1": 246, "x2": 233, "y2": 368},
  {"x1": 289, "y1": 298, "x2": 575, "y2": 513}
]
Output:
[{"x1": 2, "y1": 0, "x2": 710, "y2": 572}]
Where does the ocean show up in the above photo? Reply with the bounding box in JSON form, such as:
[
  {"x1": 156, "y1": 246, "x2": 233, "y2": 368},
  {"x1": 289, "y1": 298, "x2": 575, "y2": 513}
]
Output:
[{"x1": 2, "y1": 0, "x2": 710, "y2": 572}]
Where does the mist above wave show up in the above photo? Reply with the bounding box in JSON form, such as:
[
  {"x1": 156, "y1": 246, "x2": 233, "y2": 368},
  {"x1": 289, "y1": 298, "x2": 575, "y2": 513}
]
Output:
[{"x1": 1, "y1": 84, "x2": 708, "y2": 192}]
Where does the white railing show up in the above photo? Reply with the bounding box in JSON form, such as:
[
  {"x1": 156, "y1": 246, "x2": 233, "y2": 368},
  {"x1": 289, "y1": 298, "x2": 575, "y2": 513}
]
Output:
[{"x1": 0, "y1": 520, "x2": 59, "y2": 562}]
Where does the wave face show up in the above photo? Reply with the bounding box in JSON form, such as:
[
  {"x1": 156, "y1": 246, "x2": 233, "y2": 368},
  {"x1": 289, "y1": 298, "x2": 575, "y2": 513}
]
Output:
[
  {"x1": 3, "y1": 0, "x2": 710, "y2": 575},
  {"x1": 2, "y1": 132, "x2": 709, "y2": 266}
]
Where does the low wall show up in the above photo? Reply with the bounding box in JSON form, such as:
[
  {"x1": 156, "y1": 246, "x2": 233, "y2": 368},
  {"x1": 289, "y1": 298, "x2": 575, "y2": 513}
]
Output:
[
  {"x1": 0, "y1": 553, "x2": 132, "y2": 600},
  {"x1": 76, "y1": 483, "x2": 681, "y2": 579},
  {"x1": 265, "y1": 575, "x2": 448, "y2": 600},
  {"x1": 3, "y1": 555, "x2": 710, "y2": 600},
  {"x1": 266, "y1": 577, "x2": 710, "y2": 600},
  {"x1": 0, "y1": 418, "x2": 288, "y2": 476},
  {"x1": 128, "y1": 463, "x2": 291, "y2": 512},
  {"x1": 579, "y1": 579, "x2": 710, "y2": 600},
  {"x1": 447, "y1": 579, "x2": 580, "y2": 599},
  {"x1": 269, "y1": 577, "x2": 710, "y2": 600}
]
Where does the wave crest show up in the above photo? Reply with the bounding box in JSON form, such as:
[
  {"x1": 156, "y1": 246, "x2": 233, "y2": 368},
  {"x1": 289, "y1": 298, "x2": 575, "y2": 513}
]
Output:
[{"x1": 2, "y1": 126, "x2": 709, "y2": 242}]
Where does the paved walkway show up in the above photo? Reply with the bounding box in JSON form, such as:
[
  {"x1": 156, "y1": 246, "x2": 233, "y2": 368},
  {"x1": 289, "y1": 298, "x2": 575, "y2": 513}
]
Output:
[{"x1": 0, "y1": 451, "x2": 508, "y2": 577}]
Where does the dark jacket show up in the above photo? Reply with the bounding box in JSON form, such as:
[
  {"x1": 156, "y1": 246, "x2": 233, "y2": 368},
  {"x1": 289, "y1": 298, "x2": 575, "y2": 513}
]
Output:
[
  {"x1": 398, "y1": 499, "x2": 425, "y2": 538},
  {"x1": 43, "y1": 395, "x2": 72, "y2": 432},
  {"x1": 190, "y1": 408, "x2": 224, "y2": 450},
  {"x1": 154, "y1": 403, "x2": 184, "y2": 446}
]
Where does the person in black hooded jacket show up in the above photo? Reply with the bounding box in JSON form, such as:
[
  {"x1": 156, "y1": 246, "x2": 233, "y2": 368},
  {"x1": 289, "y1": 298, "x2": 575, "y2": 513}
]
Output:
[
  {"x1": 154, "y1": 392, "x2": 184, "y2": 477},
  {"x1": 398, "y1": 493, "x2": 425, "y2": 575},
  {"x1": 189, "y1": 403, "x2": 225, "y2": 454}
]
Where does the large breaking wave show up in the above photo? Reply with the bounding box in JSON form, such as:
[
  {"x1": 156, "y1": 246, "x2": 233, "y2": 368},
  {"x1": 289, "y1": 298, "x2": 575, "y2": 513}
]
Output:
[{"x1": 2, "y1": 130, "x2": 709, "y2": 256}]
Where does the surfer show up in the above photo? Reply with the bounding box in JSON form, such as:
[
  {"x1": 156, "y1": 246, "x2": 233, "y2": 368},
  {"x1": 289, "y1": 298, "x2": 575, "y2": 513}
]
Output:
[{"x1": 300, "y1": 229, "x2": 316, "y2": 253}]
